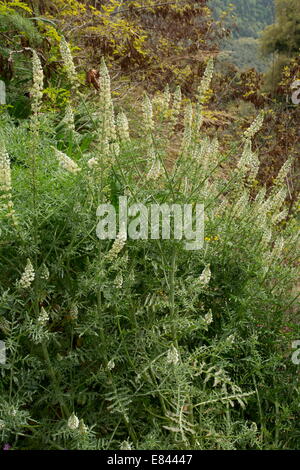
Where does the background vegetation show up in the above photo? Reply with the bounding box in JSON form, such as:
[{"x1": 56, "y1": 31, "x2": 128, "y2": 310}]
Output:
[{"x1": 210, "y1": 0, "x2": 275, "y2": 71}]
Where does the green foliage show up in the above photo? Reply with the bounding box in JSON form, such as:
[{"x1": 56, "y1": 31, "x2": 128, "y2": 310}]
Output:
[
  {"x1": 222, "y1": 37, "x2": 272, "y2": 72},
  {"x1": 261, "y1": 0, "x2": 300, "y2": 56},
  {"x1": 0, "y1": 50, "x2": 299, "y2": 450},
  {"x1": 0, "y1": 3, "x2": 43, "y2": 118},
  {"x1": 209, "y1": 0, "x2": 275, "y2": 71},
  {"x1": 260, "y1": 0, "x2": 300, "y2": 93},
  {"x1": 210, "y1": 0, "x2": 275, "y2": 39},
  {"x1": 36, "y1": 0, "x2": 228, "y2": 92}
]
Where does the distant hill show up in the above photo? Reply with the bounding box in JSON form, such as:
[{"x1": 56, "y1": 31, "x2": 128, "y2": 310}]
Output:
[
  {"x1": 210, "y1": 0, "x2": 275, "y2": 38},
  {"x1": 209, "y1": 0, "x2": 275, "y2": 71}
]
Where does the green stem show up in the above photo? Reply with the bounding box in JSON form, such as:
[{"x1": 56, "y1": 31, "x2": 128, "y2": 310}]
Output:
[
  {"x1": 169, "y1": 247, "x2": 177, "y2": 346},
  {"x1": 41, "y1": 342, "x2": 70, "y2": 418}
]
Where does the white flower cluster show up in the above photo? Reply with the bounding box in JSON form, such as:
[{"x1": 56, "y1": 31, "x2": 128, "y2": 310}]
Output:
[
  {"x1": 60, "y1": 38, "x2": 78, "y2": 88},
  {"x1": 114, "y1": 272, "x2": 123, "y2": 288},
  {"x1": 107, "y1": 359, "x2": 115, "y2": 370},
  {"x1": 69, "y1": 303, "x2": 78, "y2": 320},
  {"x1": 167, "y1": 344, "x2": 180, "y2": 365},
  {"x1": 40, "y1": 264, "x2": 49, "y2": 280},
  {"x1": 192, "y1": 137, "x2": 218, "y2": 173},
  {"x1": 273, "y1": 157, "x2": 293, "y2": 188},
  {"x1": 52, "y1": 147, "x2": 81, "y2": 174},
  {"x1": 214, "y1": 198, "x2": 228, "y2": 218},
  {"x1": 261, "y1": 227, "x2": 272, "y2": 247},
  {"x1": 0, "y1": 142, "x2": 12, "y2": 193},
  {"x1": 120, "y1": 440, "x2": 133, "y2": 450},
  {"x1": 0, "y1": 141, "x2": 15, "y2": 221},
  {"x1": 18, "y1": 259, "x2": 35, "y2": 289},
  {"x1": 100, "y1": 59, "x2": 116, "y2": 139},
  {"x1": 226, "y1": 334, "x2": 235, "y2": 344},
  {"x1": 194, "y1": 58, "x2": 214, "y2": 131},
  {"x1": 106, "y1": 232, "x2": 126, "y2": 261},
  {"x1": 146, "y1": 157, "x2": 162, "y2": 181},
  {"x1": 79, "y1": 419, "x2": 88, "y2": 435},
  {"x1": 67, "y1": 412, "x2": 79, "y2": 430},
  {"x1": 181, "y1": 102, "x2": 193, "y2": 151},
  {"x1": 116, "y1": 111, "x2": 130, "y2": 142},
  {"x1": 197, "y1": 58, "x2": 214, "y2": 106},
  {"x1": 100, "y1": 58, "x2": 111, "y2": 102},
  {"x1": 264, "y1": 186, "x2": 287, "y2": 214},
  {"x1": 213, "y1": 368, "x2": 226, "y2": 387},
  {"x1": 271, "y1": 207, "x2": 288, "y2": 225},
  {"x1": 31, "y1": 51, "x2": 43, "y2": 113},
  {"x1": 87, "y1": 157, "x2": 98, "y2": 169},
  {"x1": 97, "y1": 58, "x2": 117, "y2": 164},
  {"x1": 243, "y1": 111, "x2": 264, "y2": 141},
  {"x1": 252, "y1": 187, "x2": 267, "y2": 223},
  {"x1": 204, "y1": 136, "x2": 219, "y2": 169},
  {"x1": 204, "y1": 310, "x2": 213, "y2": 325},
  {"x1": 37, "y1": 307, "x2": 49, "y2": 326},
  {"x1": 263, "y1": 236, "x2": 286, "y2": 273},
  {"x1": 233, "y1": 191, "x2": 249, "y2": 216},
  {"x1": 153, "y1": 84, "x2": 171, "y2": 117},
  {"x1": 63, "y1": 104, "x2": 75, "y2": 132},
  {"x1": 270, "y1": 236, "x2": 285, "y2": 261},
  {"x1": 237, "y1": 140, "x2": 260, "y2": 182},
  {"x1": 142, "y1": 93, "x2": 154, "y2": 132},
  {"x1": 199, "y1": 264, "x2": 211, "y2": 286}
]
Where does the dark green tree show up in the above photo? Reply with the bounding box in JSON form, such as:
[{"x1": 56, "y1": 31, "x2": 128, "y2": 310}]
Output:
[
  {"x1": 260, "y1": 0, "x2": 300, "y2": 55},
  {"x1": 210, "y1": 0, "x2": 275, "y2": 38}
]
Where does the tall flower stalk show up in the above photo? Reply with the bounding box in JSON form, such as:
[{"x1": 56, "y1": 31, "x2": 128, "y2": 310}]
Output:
[
  {"x1": 60, "y1": 37, "x2": 79, "y2": 94},
  {"x1": 0, "y1": 140, "x2": 16, "y2": 224},
  {"x1": 29, "y1": 51, "x2": 70, "y2": 420}
]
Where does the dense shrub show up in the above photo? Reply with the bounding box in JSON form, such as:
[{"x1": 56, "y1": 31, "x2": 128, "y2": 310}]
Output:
[{"x1": 0, "y1": 46, "x2": 299, "y2": 450}]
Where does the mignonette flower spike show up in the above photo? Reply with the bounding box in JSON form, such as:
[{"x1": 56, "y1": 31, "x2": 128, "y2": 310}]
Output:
[
  {"x1": 31, "y1": 50, "x2": 44, "y2": 114},
  {"x1": 52, "y1": 147, "x2": 81, "y2": 174},
  {"x1": 18, "y1": 259, "x2": 35, "y2": 289},
  {"x1": 167, "y1": 344, "x2": 180, "y2": 365},
  {"x1": 79, "y1": 419, "x2": 88, "y2": 435},
  {"x1": 99, "y1": 57, "x2": 116, "y2": 147},
  {"x1": 63, "y1": 103, "x2": 75, "y2": 132},
  {"x1": 0, "y1": 140, "x2": 16, "y2": 222},
  {"x1": 67, "y1": 412, "x2": 79, "y2": 430},
  {"x1": 197, "y1": 58, "x2": 214, "y2": 105},
  {"x1": 194, "y1": 58, "x2": 214, "y2": 132},
  {"x1": 142, "y1": 93, "x2": 154, "y2": 132},
  {"x1": 87, "y1": 157, "x2": 98, "y2": 169},
  {"x1": 37, "y1": 307, "x2": 49, "y2": 326},
  {"x1": 204, "y1": 310, "x2": 213, "y2": 325},
  {"x1": 40, "y1": 264, "x2": 49, "y2": 280},
  {"x1": 60, "y1": 37, "x2": 78, "y2": 89},
  {"x1": 243, "y1": 111, "x2": 264, "y2": 141},
  {"x1": 0, "y1": 141, "x2": 12, "y2": 193},
  {"x1": 106, "y1": 232, "x2": 126, "y2": 261},
  {"x1": 107, "y1": 359, "x2": 115, "y2": 370},
  {"x1": 69, "y1": 303, "x2": 78, "y2": 320},
  {"x1": 120, "y1": 440, "x2": 133, "y2": 450},
  {"x1": 199, "y1": 264, "x2": 211, "y2": 286},
  {"x1": 114, "y1": 272, "x2": 123, "y2": 288},
  {"x1": 146, "y1": 157, "x2": 162, "y2": 181},
  {"x1": 116, "y1": 111, "x2": 130, "y2": 142}
]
